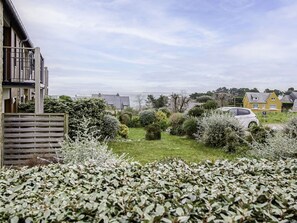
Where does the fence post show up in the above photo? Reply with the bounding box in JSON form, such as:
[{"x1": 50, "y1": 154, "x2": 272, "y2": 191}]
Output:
[
  {"x1": 0, "y1": 114, "x2": 3, "y2": 167},
  {"x1": 64, "y1": 113, "x2": 69, "y2": 138},
  {"x1": 34, "y1": 47, "x2": 41, "y2": 114}
]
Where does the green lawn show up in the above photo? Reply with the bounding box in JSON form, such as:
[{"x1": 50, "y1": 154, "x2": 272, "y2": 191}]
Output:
[
  {"x1": 109, "y1": 128, "x2": 238, "y2": 164},
  {"x1": 256, "y1": 112, "x2": 297, "y2": 124}
]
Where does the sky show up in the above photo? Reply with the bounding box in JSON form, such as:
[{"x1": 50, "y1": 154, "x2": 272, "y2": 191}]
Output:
[{"x1": 12, "y1": 0, "x2": 297, "y2": 96}]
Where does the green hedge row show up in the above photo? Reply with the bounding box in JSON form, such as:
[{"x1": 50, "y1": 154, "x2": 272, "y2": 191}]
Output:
[{"x1": 1, "y1": 158, "x2": 296, "y2": 222}]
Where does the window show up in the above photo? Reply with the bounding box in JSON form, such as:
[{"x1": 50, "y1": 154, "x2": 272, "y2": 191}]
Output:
[
  {"x1": 253, "y1": 104, "x2": 259, "y2": 109},
  {"x1": 229, "y1": 108, "x2": 237, "y2": 116},
  {"x1": 271, "y1": 98, "x2": 276, "y2": 101},
  {"x1": 237, "y1": 109, "x2": 250, "y2": 116},
  {"x1": 270, "y1": 104, "x2": 276, "y2": 110},
  {"x1": 252, "y1": 97, "x2": 258, "y2": 101}
]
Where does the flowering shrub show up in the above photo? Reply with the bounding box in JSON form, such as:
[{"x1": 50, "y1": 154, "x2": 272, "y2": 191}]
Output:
[
  {"x1": 156, "y1": 111, "x2": 168, "y2": 131},
  {"x1": 1, "y1": 159, "x2": 296, "y2": 222},
  {"x1": 118, "y1": 124, "x2": 129, "y2": 139}
]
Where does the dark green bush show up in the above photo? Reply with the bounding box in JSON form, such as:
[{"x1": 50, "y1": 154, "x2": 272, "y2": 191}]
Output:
[
  {"x1": 139, "y1": 110, "x2": 156, "y2": 127},
  {"x1": 145, "y1": 123, "x2": 161, "y2": 140},
  {"x1": 246, "y1": 125, "x2": 273, "y2": 143},
  {"x1": 188, "y1": 107, "x2": 204, "y2": 117},
  {"x1": 128, "y1": 116, "x2": 141, "y2": 128},
  {"x1": 182, "y1": 117, "x2": 198, "y2": 139},
  {"x1": 169, "y1": 113, "x2": 185, "y2": 136},
  {"x1": 203, "y1": 100, "x2": 218, "y2": 110},
  {"x1": 119, "y1": 113, "x2": 131, "y2": 125}
]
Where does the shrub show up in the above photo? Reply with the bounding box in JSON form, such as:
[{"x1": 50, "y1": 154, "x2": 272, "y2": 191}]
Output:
[
  {"x1": 182, "y1": 117, "x2": 198, "y2": 139},
  {"x1": 196, "y1": 95, "x2": 213, "y2": 103},
  {"x1": 128, "y1": 116, "x2": 141, "y2": 128},
  {"x1": 100, "y1": 115, "x2": 120, "y2": 140},
  {"x1": 203, "y1": 100, "x2": 218, "y2": 110},
  {"x1": 188, "y1": 107, "x2": 204, "y2": 117},
  {"x1": 169, "y1": 113, "x2": 186, "y2": 135},
  {"x1": 119, "y1": 113, "x2": 131, "y2": 125},
  {"x1": 139, "y1": 110, "x2": 156, "y2": 127},
  {"x1": 246, "y1": 125, "x2": 273, "y2": 143},
  {"x1": 1, "y1": 159, "x2": 297, "y2": 222},
  {"x1": 283, "y1": 117, "x2": 297, "y2": 138},
  {"x1": 249, "y1": 132, "x2": 297, "y2": 159},
  {"x1": 145, "y1": 123, "x2": 161, "y2": 140},
  {"x1": 118, "y1": 124, "x2": 129, "y2": 139},
  {"x1": 158, "y1": 107, "x2": 171, "y2": 117},
  {"x1": 199, "y1": 112, "x2": 244, "y2": 148},
  {"x1": 155, "y1": 111, "x2": 168, "y2": 131}
]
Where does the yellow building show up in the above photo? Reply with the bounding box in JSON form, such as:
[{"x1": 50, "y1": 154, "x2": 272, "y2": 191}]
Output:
[{"x1": 243, "y1": 92, "x2": 282, "y2": 112}]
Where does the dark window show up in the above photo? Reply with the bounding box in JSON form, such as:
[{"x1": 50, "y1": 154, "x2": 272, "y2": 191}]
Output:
[{"x1": 237, "y1": 109, "x2": 250, "y2": 116}]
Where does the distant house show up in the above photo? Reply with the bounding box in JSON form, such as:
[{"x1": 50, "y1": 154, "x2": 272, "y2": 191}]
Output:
[
  {"x1": 243, "y1": 92, "x2": 282, "y2": 112},
  {"x1": 92, "y1": 93, "x2": 130, "y2": 110},
  {"x1": 281, "y1": 92, "x2": 297, "y2": 112}
]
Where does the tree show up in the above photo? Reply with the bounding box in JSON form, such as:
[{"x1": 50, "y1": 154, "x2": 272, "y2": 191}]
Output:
[
  {"x1": 264, "y1": 89, "x2": 284, "y2": 96},
  {"x1": 215, "y1": 92, "x2": 233, "y2": 107},
  {"x1": 170, "y1": 93, "x2": 190, "y2": 113},
  {"x1": 134, "y1": 94, "x2": 145, "y2": 111},
  {"x1": 146, "y1": 95, "x2": 168, "y2": 109}
]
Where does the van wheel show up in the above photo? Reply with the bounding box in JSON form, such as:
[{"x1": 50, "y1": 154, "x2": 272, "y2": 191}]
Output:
[{"x1": 248, "y1": 122, "x2": 257, "y2": 128}]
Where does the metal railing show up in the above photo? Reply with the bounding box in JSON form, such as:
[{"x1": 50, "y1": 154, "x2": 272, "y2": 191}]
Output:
[{"x1": 2, "y1": 46, "x2": 45, "y2": 84}]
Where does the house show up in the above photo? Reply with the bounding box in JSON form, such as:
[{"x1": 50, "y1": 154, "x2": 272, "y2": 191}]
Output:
[
  {"x1": 1, "y1": 0, "x2": 49, "y2": 114},
  {"x1": 281, "y1": 92, "x2": 297, "y2": 112},
  {"x1": 243, "y1": 92, "x2": 282, "y2": 112},
  {"x1": 92, "y1": 93, "x2": 130, "y2": 110}
]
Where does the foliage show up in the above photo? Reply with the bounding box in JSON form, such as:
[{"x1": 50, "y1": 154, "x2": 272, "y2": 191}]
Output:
[
  {"x1": 18, "y1": 100, "x2": 35, "y2": 113},
  {"x1": 1, "y1": 159, "x2": 297, "y2": 222},
  {"x1": 249, "y1": 132, "x2": 297, "y2": 159},
  {"x1": 187, "y1": 107, "x2": 204, "y2": 117},
  {"x1": 182, "y1": 117, "x2": 198, "y2": 139},
  {"x1": 146, "y1": 95, "x2": 168, "y2": 109},
  {"x1": 158, "y1": 107, "x2": 171, "y2": 117},
  {"x1": 119, "y1": 113, "x2": 131, "y2": 125},
  {"x1": 246, "y1": 125, "x2": 273, "y2": 144},
  {"x1": 198, "y1": 112, "x2": 244, "y2": 148},
  {"x1": 202, "y1": 100, "x2": 218, "y2": 110},
  {"x1": 118, "y1": 124, "x2": 129, "y2": 139},
  {"x1": 100, "y1": 115, "x2": 120, "y2": 140},
  {"x1": 196, "y1": 95, "x2": 213, "y2": 103},
  {"x1": 155, "y1": 111, "x2": 168, "y2": 131},
  {"x1": 139, "y1": 110, "x2": 156, "y2": 127},
  {"x1": 128, "y1": 116, "x2": 141, "y2": 128},
  {"x1": 60, "y1": 123, "x2": 127, "y2": 167},
  {"x1": 169, "y1": 113, "x2": 186, "y2": 136},
  {"x1": 109, "y1": 128, "x2": 237, "y2": 164},
  {"x1": 283, "y1": 117, "x2": 297, "y2": 138},
  {"x1": 145, "y1": 123, "x2": 161, "y2": 140}
]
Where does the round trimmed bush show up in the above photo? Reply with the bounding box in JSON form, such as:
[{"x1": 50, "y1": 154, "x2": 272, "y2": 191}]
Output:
[
  {"x1": 139, "y1": 110, "x2": 156, "y2": 127},
  {"x1": 188, "y1": 107, "x2": 204, "y2": 117},
  {"x1": 182, "y1": 117, "x2": 198, "y2": 139},
  {"x1": 118, "y1": 124, "x2": 129, "y2": 139},
  {"x1": 158, "y1": 107, "x2": 171, "y2": 117},
  {"x1": 119, "y1": 113, "x2": 131, "y2": 125},
  {"x1": 203, "y1": 100, "x2": 218, "y2": 110},
  {"x1": 100, "y1": 115, "x2": 120, "y2": 140},
  {"x1": 145, "y1": 123, "x2": 161, "y2": 140},
  {"x1": 128, "y1": 116, "x2": 141, "y2": 128},
  {"x1": 156, "y1": 111, "x2": 168, "y2": 131}
]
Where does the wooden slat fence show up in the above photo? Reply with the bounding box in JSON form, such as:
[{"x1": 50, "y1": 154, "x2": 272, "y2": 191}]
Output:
[{"x1": 3, "y1": 113, "x2": 68, "y2": 166}]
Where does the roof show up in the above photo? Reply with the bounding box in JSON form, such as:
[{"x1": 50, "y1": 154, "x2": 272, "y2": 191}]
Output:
[
  {"x1": 281, "y1": 95, "x2": 294, "y2": 103},
  {"x1": 291, "y1": 92, "x2": 297, "y2": 100},
  {"x1": 3, "y1": 0, "x2": 33, "y2": 47},
  {"x1": 245, "y1": 92, "x2": 271, "y2": 103},
  {"x1": 92, "y1": 94, "x2": 130, "y2": 110}
]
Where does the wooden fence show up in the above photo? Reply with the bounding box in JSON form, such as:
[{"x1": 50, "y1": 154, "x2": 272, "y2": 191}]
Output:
[{"x1": 2, "y1": 113, "x2": 68, "y2": 166}]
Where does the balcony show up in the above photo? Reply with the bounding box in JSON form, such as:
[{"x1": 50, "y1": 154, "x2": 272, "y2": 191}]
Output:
[{"x1": 2, "y1": 46, "x2": 48, "y2": 88}]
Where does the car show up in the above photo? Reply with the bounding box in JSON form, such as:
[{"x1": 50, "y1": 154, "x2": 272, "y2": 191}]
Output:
[{"x1": 217, "y1": 107, "x2": 259, "y2": 129}]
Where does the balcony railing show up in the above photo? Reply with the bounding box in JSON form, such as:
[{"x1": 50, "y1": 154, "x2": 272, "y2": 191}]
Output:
[{"x1": 2, "y1": 46, "x2": 45, "y2": 85}]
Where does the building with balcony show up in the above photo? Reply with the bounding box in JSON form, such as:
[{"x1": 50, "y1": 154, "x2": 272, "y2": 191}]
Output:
[{"x1": 1, "y1": 0, "x2": 48, "y2": 114}]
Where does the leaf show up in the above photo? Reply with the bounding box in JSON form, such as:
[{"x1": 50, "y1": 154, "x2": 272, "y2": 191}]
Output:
[
  {"x1": 156, "y1": 204, "x2": 165, "y2": 216},
  {"x1": 10, "y1": 216, "x2": 19, "y2": 223},
  {"x1": 176, "y1": 207, "x2": 184, "y2": 216}
]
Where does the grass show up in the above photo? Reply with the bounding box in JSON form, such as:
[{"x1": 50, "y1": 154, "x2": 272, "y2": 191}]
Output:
[
  {"x1": 256, "y1": 112, "x2": 297, "y2": 124},
  {"x1": 109, "y1": 128, "x2": 239, "y2": 164}
]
